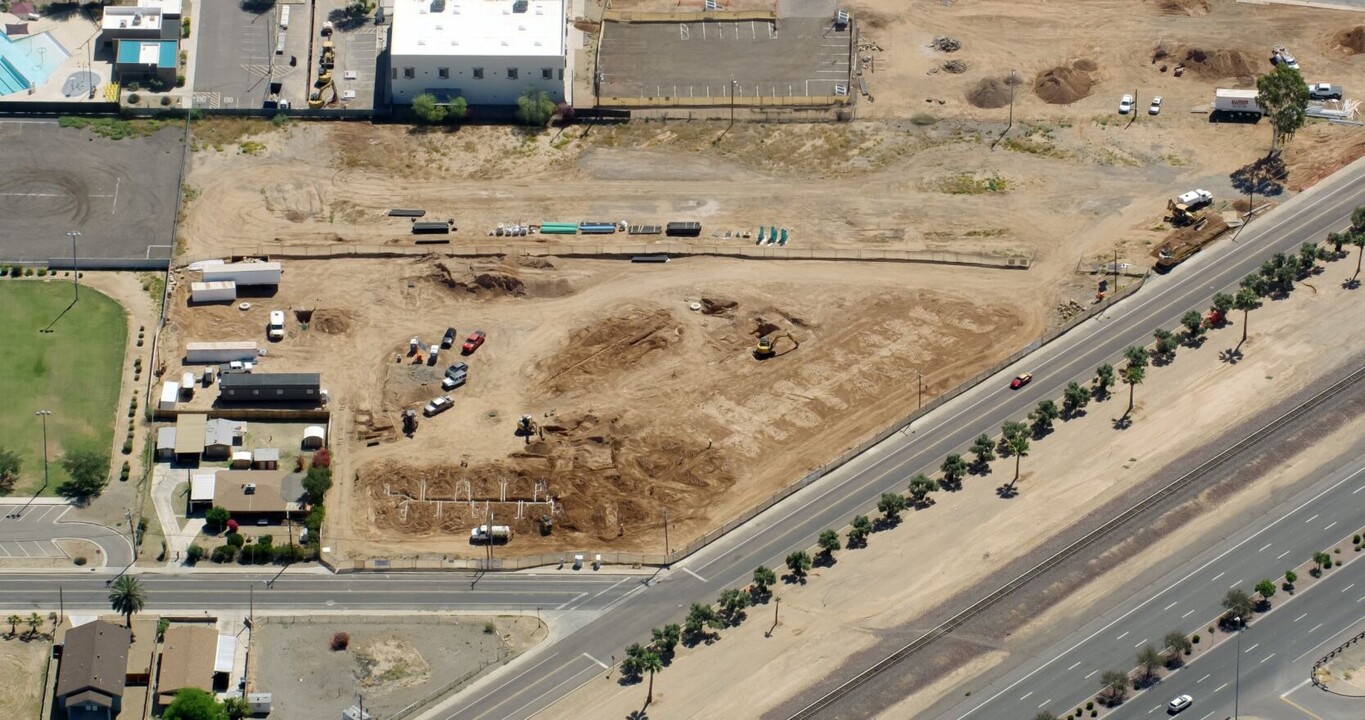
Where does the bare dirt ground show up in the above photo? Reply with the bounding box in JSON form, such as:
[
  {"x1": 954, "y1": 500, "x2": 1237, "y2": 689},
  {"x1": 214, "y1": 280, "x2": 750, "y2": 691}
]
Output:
[
  {"x1": 1320, "y1": 630, "x2": 1365, "y2": 695},
  {"x1": 171, "y1": 0, "x2": 1365, "y2": 565},
  {"x1": 540, "y1": 247, "x2": 1365, "y2": 718},
  {"x1": 0, "y1": 634, "x2": 51, "y2": 720},
  {"x1": 248, "y1": 615, "x2": 544, "y2": 720},
  {"x1": 161, "y1": 257, "x2": 1041, "y2": 558}
]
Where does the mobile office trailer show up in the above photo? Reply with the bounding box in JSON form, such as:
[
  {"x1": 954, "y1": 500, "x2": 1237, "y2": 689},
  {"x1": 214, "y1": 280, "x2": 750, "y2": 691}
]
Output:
[
  {"x1": 1213, "y1": 88, "x2": 1261, "y2": 115},
  {"x1": 186, "y1": 341, "x2": 259, "y2": 364},
  {"x1": 201, "y1": 262, "x2": 282, "y2": 286}
]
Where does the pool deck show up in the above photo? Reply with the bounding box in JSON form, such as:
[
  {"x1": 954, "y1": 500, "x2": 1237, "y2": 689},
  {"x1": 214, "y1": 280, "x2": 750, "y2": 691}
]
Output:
[{"x1": 0, "y1": 7, "x2": 112, "y2": 102}]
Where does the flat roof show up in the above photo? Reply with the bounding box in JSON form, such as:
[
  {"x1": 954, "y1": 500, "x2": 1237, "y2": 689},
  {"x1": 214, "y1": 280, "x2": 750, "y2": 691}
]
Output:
[
  {"x1": 115, "y1": 39, "x2": 177, "y2": 68},
  {"x1": 174, "y1": 414, "x2": 207, "y2": 454},
  {"x1": 213, "y1": 470, "x2": 299, "y2": 515},
  {"x1": 391, "y1": 0, "x2": 565, "y2": 58},
  {"x1": 103, "y1": 6, "x2": 163, "y2": 30},
  {"x1": 157, "y1": 426, "x2": 176, "y2": 450},
  {"x1": 220, "y1": 372, "x2": 320, "y2": 389},
  {"x1": 190, "y1": 472, "x2": 216, "y2": 502}
]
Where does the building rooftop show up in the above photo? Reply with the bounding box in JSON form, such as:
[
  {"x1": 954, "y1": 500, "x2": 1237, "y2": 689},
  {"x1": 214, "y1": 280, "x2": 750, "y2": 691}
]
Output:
[
  {"x1": 190, "y1": 471, "x2": 216, "y2": 503},
  {"x1": 219, "y1": 373, "x2": 320, "y2": 389},
  {"x1": 212, "y1": 470, "x2": 301, "y2": 515},
  {"x1": 156, "y1": 626, "x2": 218, "y2": 704},
  {"x1": 204, "y1": 418, "x2": 242, "y2": 448},
  {"x1": 174, "y1": 414, "x2": 207, "y2": 455},
  {"x1": 390, "y1": 0, "x2": 565, "y2": 58},
  {"x1": 56, "y1": 620, "x2": 130, "y2": 705},
  {"x1": 157, "y1": 426, "x2": 176, "y2": 451},
  {"x1": 102, "y1": 5, "x2": 164, "y2": 31},
  {"x1": 115, "y1": 39, "x2": 178, "y2": 68}
]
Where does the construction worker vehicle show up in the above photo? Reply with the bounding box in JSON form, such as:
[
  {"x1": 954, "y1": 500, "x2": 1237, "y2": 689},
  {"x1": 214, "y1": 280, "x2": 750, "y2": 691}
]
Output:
[{"x1": 754, "y1": 331, "x2": 799, "y2": 358}]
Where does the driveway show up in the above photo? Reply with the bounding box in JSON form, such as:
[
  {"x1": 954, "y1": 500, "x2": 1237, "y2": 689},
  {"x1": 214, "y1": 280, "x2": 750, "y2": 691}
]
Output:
[
  {"x1": 0, "y1": 502, "x2": 134, "y2": 567},
  {"x1": 151, "y1": 463, "x2": 205, "y2": 572}
]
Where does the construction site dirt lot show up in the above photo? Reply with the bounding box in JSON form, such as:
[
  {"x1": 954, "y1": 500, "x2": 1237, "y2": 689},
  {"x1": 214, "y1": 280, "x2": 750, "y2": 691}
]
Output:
[
  {"x1": 248, "y1": 615, "x2": 544, "y2": 720},
  {"x1": 161, "y1": 257, "x2": 1041, "y2": 560}
]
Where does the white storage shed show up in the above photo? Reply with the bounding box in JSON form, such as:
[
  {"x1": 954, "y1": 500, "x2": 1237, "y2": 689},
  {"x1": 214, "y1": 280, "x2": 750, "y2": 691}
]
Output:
[
  {"x1": 159, "y1": 381, "x2": 180, "y2": 410},
  {"x1": 302, "y1": 425, "x2": 326, "y2": 449},
  {"x1": 190, "y1": 281, "x2": 237, "y2": 303}
]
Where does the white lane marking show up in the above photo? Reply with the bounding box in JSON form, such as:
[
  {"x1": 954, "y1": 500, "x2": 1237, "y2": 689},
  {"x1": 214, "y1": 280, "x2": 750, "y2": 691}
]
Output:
[
  {"x1": 581, "y1": 653, "x2": 608, "y2": 669},
  {"x1": 1215, "y1": 682, "x2": 1228, "y2": 692},
  {"x1": 951, "y1": 463, "x2": 1365, "y2": 719},
  {"x1": 1305, "y1": 514, "x2": 1319, "y2": 523},
  {"x1": 554, "y1": 592, "x2": 586, "y2": 610},
  {"x1": 1310, "y1": 623, "x2": 1323, "y2": 633},
  {"x1": 1134, "y1": 637, "x2": 1148, "y2": 648},
  {"x1": 585, "y1": 577, "x2": 629, "y2": 606},
  {"x1": 1245, "y1": 643, "x2": 1260, "y2": 654},
  {"x1": 1084, "y1": 670, "x2": 1099, "y2": 679},
  {"x1": 506, "y1": 662, "x2": 601, "y2": 720},
  {"x1": 1359, "y1": 594, "x2": 1364, "y2": 603},
  {"x1": 1196, "y1": 673, "x2": 1210, "y2": 683},
  {"x1": 1260, "y1": 652, "x2": 1276, "y2": 664},
  {"x1": 1230, "y1": 578, "x2": 1244, "y2": 588},
  {"x1": 683, "y1": 567, "x2": 707, "y2": 583},
  {"x1": 1066, "y1": 661, "x2": 1081, "y2": 671},
  {"x1": 1182, "y1": 609, "x2": 1196, "y2": 618},
  {"x1": 1294, "y1": 613, "x2": 1308, "y2": 622},
  {"x1": 1037, "y1": 698, "x2": 1051, "y2": 708},
  {"x1": 1325, "y1": 521, "x2": 1339, "y2": 532},
  {"x1": 1258, "y1": 542, "x2": 1273, "y2": 552},
  {"x1": 1354, "y1": 486, "x2": 1364, "y2": 494},
  {"x1": 1343, "y1": 583, "x2": 1356, "y2": 593},
  {"x1": 1210, "y1": 572, "x2": 1225, "y2": 582},
  {"x1": 1116, "y1": 630, "x2": 1130, "y2": 640},
  {"x1": 1164, "y1": 601, "x2": 1178, "y2": 610},
  {"x1": 1278, "y1": 550, "x2": 1291, "y2": 559},
  {"x1": 1019, "y1": 691, "x2": 1033, "y2": 701}
]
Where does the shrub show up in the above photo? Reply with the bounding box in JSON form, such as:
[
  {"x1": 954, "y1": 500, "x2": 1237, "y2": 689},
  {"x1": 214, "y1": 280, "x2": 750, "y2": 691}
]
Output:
[
  {"x1": 312, "y1": 448, "x2": 331, "y2": 469},
  {"x1": 73, "y1": 556, "x2": 87, "y2": 566},
  {"x1": 272, "y1": 544, "x2": 304, "y2": 564},
  {"x1": 127, "y1": 93, "x2": 140, "y2": 104},
  {"x1": 257, "y1": 534, "x2": 273, "y2": 548},
  {"x1": 1192, "y1": 634, "x2": 1200, "y2": 644},
  {"x1": 24, "y1": 267, "x2": 34, "y2": 276},
  {"x1": 205, "y1": 506, "x2": 230, "y2": 530},
  {"x1": 160, "y1": 96, "x2": 172, "y2": 106},
  {"x1": 36, "y1": 269, "x2": 47, "y2": 276},
  {"x1": 186, "y1": 543, "x2": 205, "y2": 564},
  {"x1": 1354, "y1": 534, "x2": 1361, "y2": 544},
  {"x1": 330, "y1": 632, "x2": 350, "y2": 651},
  {"x1": 157, "y1": 617, "x2": 170, "y2": 639},
  {"x1": 121, "y1": 440, "x2": 134, "y2": 455},
  {"x1": 175, "y1": 74, "x2": 186, "y2": 88},
  {"x1": 483, "y1": 621, "x2": 496, "y2": 634},
  {"x1": 181, "y1": 16, "x2": 190, "y2": 38},
  {"x1": 225, "y1": 532, "x2": 244, "y2": 548},
  {"x1": 211, "y1": 545, "x2": 236, "y2": 563}
]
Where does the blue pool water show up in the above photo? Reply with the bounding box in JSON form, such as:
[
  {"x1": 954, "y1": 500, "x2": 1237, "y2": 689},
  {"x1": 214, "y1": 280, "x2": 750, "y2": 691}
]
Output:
[{"x1": 0, "y1": 32, "x2": 70, "y2": 96}]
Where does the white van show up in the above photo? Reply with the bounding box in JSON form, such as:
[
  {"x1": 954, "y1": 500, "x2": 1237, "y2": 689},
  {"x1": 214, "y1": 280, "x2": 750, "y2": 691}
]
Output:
[{"x1": 280, "y1": 5, "x2": 290, "y2": 28}]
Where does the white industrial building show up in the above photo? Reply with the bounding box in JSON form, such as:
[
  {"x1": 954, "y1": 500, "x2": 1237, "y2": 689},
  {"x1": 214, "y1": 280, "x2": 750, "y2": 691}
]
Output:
[{"x1": 387, "y1": 0, "x2": 571, "y2": 107}]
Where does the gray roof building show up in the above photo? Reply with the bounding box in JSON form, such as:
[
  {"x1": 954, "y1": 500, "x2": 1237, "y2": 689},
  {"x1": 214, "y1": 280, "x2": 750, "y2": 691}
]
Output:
[{"x1": 218, "y1": 373, "x2": 321, "y2": 403}]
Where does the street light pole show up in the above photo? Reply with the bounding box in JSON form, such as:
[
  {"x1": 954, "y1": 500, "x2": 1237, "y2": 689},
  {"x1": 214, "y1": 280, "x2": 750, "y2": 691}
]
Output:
[
  {"x1": 67, "y1": 232, "x2": 80, "y2": 302},
  {"x1": 911, "y1": 369, "x2": 925, "y2": 409},
  {"x1": 661, "y1": 508, "x2": 670, "y2": 560},
  {"x1": 1233, "y1": 620, "x2": 1243, "y2": 719},
  {"x1": 36, "y1": 410, "x2": 50, "y2": 493}
]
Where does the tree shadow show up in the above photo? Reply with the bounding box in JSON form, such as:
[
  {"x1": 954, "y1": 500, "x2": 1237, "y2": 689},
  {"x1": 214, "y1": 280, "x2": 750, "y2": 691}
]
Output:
[
  {"x1": 1219, "y1": 347, "x2": 1244, "y2": 365},
  {"x1": 1229, "y1": 154, "x2": 1287, "y2": 197},
  {"x1": 1092, "y1": 387, "x2": 1111, "y2": 403},
  {"x1": 781, "y1": 572, "x2": 807, "y2": 586},
  {"x1": 812, "y1": 552, "x2": 837, "y2": 569},
  {"x1": 1181, "y1": 333, "x2": 1207, "y2": 349},
  {"x1": 327, "y1": 7, "x2": 370, "y2": 31},
  {"x1": 748, "y1": 589, "x2": 772, "y2": 605},
  {"x1": 872, "y1": 516, "x2": 901, "y2": 532},
  {"x1": 616, "y1": 672, "x2": 642, "y2": 687},
  {"x1": 938, "y1": 479, "x2": 963, "y2": 493},
  {"x1": 1344, "y1": 276, "x2": 1362, "y2": 290},
  {"x1": 240, "y1": 0, "x2": 276, "y2": 13},
  {"x1": 994, "y1": 483, "x2": 1018, "y2": 499},
  {"x1": 845, "y1": 535, "x2": 868, "y2": 550},
  {"x1": 1029, "y1": 424, "x2": 1054, "y2": 441},
  {"x1": 1132, "y1": 672, "x2": 1160, "y2": 690},
  {"x1": 627, "y1": 711, "x2": 650, "y2": 720},
  {"x1": 967, "y1": 461, "x2": 992, "y2": 477},
  {"x1": 1112, "y1": 414, "x2": 1133, "y2": 431},
  {"x1": 1151, "y1": 353, "x2": 1174, "y2": 368}
]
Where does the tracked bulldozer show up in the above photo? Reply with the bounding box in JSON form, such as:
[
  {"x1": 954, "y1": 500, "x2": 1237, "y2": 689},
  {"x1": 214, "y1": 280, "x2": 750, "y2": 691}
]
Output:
[{"x1": 754, "y1": 331, "x2": 800, "y2": 358}]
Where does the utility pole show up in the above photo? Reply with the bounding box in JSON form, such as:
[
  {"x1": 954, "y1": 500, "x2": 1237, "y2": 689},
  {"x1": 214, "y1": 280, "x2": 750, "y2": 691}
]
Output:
[
  {"x1": 912, "y1": 369, "x2": 925, "y2": 409},
  {"x1": 1233, "y1": 620, "x2": 1243, "y2": 719},
  {"x1": 1113, "y1": 249, "x2": 1120, "y2": 294},
  {"x1": 67, "y1": 231, "x2": 80, "y2": 301},
  {"x1": 661, "y1": 508, "x2": 670, "y2": 560},
  {"x1": 1007, "y1": 68, "x2": 1015, "y2": 131},
  {"x1": 124, "y1": 509, "x2": 136, "y2": 554},
  {"x1": 58, "y1": 586, "x2": 64, "y2": 625},
  {"x1": 729, "y1": 77, "x2": 738, "y2": 127}
]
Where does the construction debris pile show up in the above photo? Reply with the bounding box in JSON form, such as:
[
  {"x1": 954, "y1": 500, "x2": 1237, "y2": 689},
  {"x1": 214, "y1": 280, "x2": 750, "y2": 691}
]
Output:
[
  {"x1": 929, "y1": 36, "x2": 961, "y2": 52},
  {"x1": 1055, "y1": 298, "x2": 1087, "y2": 321}
]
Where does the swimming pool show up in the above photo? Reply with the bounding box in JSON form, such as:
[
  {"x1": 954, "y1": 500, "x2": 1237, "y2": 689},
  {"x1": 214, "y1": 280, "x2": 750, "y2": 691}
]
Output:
[{"x1": 0, "y1": 31, "x2": 71, "y2": 96}]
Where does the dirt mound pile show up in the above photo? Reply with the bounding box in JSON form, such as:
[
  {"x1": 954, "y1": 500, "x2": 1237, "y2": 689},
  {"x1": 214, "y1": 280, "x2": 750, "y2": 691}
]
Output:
[
  {"x1": 536, "y1": 307, "x2": 683, "y2": 393},
  {"x1": 516, "y1": 255, "x2": 556, "y2": 269},
  {"x1": 311, "y1": 308, "x2": 354, "y2": 335},
  {"x1": 1154, "y1": 0, "x2": 1209, "y2": 16},
  {"x1": 967, "y1": 76, "x2": 1017, "y2": 109},
  {"x1": 1033, "y1": 66, "x2": 1094, "y2": 105},
  {"x1": 700, "y1": 296, "x2": 738, "y2": 315},
  {"x1": 1154, "y1": 44, "x2": 1259, "y2": 78},
  {"x1": 1335, "y1": 27, "x2": 1365, "y2": 55},
  {"x1": 1072, "y1": 58, "x2": 1098, "y2": 72},
  {"x1": 432, "y1": 261, "x2": 527, "y2": 297}
]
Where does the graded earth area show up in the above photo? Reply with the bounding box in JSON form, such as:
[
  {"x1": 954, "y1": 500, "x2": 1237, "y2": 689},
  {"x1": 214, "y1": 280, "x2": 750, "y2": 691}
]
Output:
[{"x1": 159, "y1": 256, "x2": 1041, "y2": 560}]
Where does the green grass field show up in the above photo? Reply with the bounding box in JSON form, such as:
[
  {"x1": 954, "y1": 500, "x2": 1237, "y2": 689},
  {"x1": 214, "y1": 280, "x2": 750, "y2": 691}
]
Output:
[{"x1": 0, "y1": 281, "x2": 127, "y2": 496}]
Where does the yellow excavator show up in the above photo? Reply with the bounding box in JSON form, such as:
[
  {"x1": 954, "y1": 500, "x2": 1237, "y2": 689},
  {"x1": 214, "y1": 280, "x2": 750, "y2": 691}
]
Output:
[
  {"x1": 1165, "y1": 199, "x2": 1204, "y2": 227},
  {"x1": 517, "y1": 415, "x2": 544, "y2": 443},
  {"x1": 754, "y1": 331, "x2": 799, "y2": 358},
  {"x1": 308, "y1": 70, "x2": 339, "y2": 109}
]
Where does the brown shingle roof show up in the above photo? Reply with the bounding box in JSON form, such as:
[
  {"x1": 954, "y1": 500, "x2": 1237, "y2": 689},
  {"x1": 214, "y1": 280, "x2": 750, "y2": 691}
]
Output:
[
  {"x1": 156, "y1": 626, "x2": 218, "y2": 704},
  {"x1": 56, "y1": 620, "x2": 130, "y2": 704},
  {"x1": 212, "y1": 470, "x2": 298, "y2": 515}
]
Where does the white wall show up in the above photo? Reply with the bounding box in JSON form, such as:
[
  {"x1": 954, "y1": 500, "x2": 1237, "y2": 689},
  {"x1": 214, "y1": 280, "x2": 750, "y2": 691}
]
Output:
[{"x1": 390, "y1": 53, "x2": 567, "y2": 106}]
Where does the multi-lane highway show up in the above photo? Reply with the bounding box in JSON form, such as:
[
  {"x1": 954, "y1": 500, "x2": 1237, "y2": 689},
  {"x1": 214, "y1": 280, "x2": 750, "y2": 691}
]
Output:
[
  {"x1": 934, "y1": 452, "x2": 1365, "y2": 719},
  {"x1": 3, "y1": 159, "x2": 1363, "y2": 720}
]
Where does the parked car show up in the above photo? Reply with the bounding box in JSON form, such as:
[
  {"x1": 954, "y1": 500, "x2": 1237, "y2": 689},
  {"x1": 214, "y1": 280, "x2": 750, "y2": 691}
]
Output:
[
  {"x1": 423, "y1": 395, "x2": 453, "y2": 417},
  {"x1": 268, "y1": 310, "x2": 285, "y2": 341},
  {"x1": 444, "y1": 361, "x2": 469, "y2": 380},
  {"x1": 462, "y1": 330, "x2": 487, "y2": 354},
  {"x1": 1010, "y1": 372, "x2": 1033, "y2": 389},
  {"x1": 441, "y1": 327, "x2": 457, "y2": 348},
  {"x1": 1167, "y1": 694, "x2": 1193, "y2": 714},
  {"x1": 1148, "y1": 96, "x2": 1163, "y2": 115},
  {"x1": 442, "y1": 362, "x2": 469, "y2": 390},
  {"x1": 1118, "y1": 94, "x2": 1134, "y2": 114}
]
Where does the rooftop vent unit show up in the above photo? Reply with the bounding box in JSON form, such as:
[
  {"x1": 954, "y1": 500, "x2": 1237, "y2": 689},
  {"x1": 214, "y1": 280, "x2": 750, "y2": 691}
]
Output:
[
  {"x1": 431, "y1": 0, "x2": 445, "y2": 11},
  {"x1": 513, "y1": 0, "x2": 529, "y2": 12},
  {"x1": 244, "y1": 483, "x2": 257, "y2": 494}
]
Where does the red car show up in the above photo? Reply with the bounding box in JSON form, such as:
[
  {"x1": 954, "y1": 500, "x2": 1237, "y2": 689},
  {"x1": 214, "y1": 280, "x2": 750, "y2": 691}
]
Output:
[
  {"x1": 1009, "y1": 372, "x2": 1033, "y2": 390},
  {"x1": 461, "y1": 330, "x2": 487, "y2": 354}
]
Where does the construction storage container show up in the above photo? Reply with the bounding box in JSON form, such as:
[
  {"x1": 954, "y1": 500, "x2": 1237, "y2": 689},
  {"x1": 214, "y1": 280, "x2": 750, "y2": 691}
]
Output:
[
  {"x1": 190, "y1": 281, "x2": 237, "y2": 303},
  {"x1": 186, "y1": 341, "x2": 259, "y2": 364},
  {"x1": 201, "y1": 262, "x2": 282, "y2": 286}
]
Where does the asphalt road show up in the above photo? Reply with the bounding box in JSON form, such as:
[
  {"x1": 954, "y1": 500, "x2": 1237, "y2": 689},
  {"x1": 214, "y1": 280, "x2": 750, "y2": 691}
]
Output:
[
  {"x1": 2, "y1": 163, "x2": 1362, "y2": 720},
  {"x1": 0, "y1": 503, "x2": 134, "y2": 567},
  {"x1": 935, "y1": 452, "x2": 1365, "y2": 719}
]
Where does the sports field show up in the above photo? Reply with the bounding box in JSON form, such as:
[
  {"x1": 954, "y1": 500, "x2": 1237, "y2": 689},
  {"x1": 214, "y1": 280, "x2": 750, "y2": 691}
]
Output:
[{"x1": 0, "y1": 280, "x2": 126, "y2": 495}]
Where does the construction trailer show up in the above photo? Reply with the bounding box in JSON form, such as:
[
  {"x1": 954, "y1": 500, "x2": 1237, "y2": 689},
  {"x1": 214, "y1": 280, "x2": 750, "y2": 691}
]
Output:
[
  {"x1": 201, "y1": 262, "x2": 282, "y2": 286},
  {"x1": 190, "y1": 281, "x2": 237, "y2": 303},
  {"x1": 666, "y1": 221, "x2": 702, "y2": 237},
  {"x1": 219, "y1": 372, "x2": 322, "y2": 403},
  {"x1": 1212, "y1": 88, "x2": 1261, "y2": 115},
  {"x1": 186, "y1": 341, "x2": 259, "y2": 364},
  {"x1": 159, "y1": 381, "x2": 180, "y2": 410}
]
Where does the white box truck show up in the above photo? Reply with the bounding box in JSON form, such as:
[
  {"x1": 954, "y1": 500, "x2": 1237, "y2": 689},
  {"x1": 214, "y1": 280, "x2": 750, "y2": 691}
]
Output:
[
  {"x1": 186, "y1": 341, "x2": 259, "y2": 364},
  {"x1": 1213, "y1": 89, "x2": 1261, "y2": 115}
]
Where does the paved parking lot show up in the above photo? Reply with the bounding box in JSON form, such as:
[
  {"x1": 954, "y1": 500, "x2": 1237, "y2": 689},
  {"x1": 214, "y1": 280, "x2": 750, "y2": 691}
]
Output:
[
  {"x1": 0, "y1": 119, "x2": 182, "y2": 263},
  {"x1": 192, "y1": 0, "x2": 311, "y2": 109},
  {"x1": 598, "y1": 17, "x2": 852, "y2": 100},
  {"x1": 0, "y1": 503, "x2": 134, "y2": 566}
]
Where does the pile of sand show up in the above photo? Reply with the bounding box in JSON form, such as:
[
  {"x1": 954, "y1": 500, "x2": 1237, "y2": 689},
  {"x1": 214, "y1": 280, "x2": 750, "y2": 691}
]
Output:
[
  {"x1": 1033, "y1": 66, "x2": 1094, "y2": 105},
  {"x1": 1154, "y1": 0, "x2": 1209, "y2": 16},
  {"x1": 432, "y1": 261, "x2": 527, "y2": 297},
  {"x1": 1154, "y1": 44, "x2": 1259, "y2": 79},
  {"x1": 700, "y1": 296, "x2": 738, "y2": 315},
  {"x1": 967, "y1": 76, "x2": 1017, "y2": 109},
  {"x1": 1335, "y1": 27, "x2": 1365, "y2": 55},
  {"x1": 311, "y1": 308, "x2": 353, "y2": 335}
]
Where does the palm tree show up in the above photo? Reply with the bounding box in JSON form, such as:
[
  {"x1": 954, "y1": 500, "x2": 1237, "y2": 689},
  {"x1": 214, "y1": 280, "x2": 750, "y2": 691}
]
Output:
[
  {"x1": 108, "y1": 575, "x2": 146, "y2": 628},
  {"x1": 1006, "y1": 431, "x2": 1030, "y2": 488},
  {"x1": 940, "y1": 454, "x2": 967, "y2": 487},
  {"x1": 1328, "y1": 231, "x2": 1347, "y2": 256},
  {"x1": 6, "y1": 614, "x2": 18, "y2": 637},
  {"x1": 1062, "y1": 381, "x2": 1089, "y2": 418},
  {"x1": 640, "y1": 647, "x2": 663, "y2": 706},
  {"x1": 1351, "y1": 231, "x2": 1365, "y2": 280},
  {"x1": 1232, "y1": 288, "x2": 1262, "y2": 347},
  {"x1": 1094, "y1": 363, "x2": 1115, "y2": 398},
  {"x1": 1312, "y1": 551, "x2": 1332, "y2": 575},
  {"x1": 26, "y1": 612, "x2": 42, "y2": 640},
  {"x1": 907, "y1": 474, "x2": 938, "y2": 508},
  {"x1": 1122, "y1": 346, "x2": 1148, "y2": 415}
]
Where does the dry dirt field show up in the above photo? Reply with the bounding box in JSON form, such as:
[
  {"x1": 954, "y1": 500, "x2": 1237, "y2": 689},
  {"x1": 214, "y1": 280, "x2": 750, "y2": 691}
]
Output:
[
  {"x1": 172, "y1": 1, "x2": 1365, "y2": 562},
  {"x1": 541, "y1": 219, "x2": 1365, "y2": 720},
  {"x1": 248, "y1": 615, "x2": 544, "y2": 720},
  {"x1": 0, "y1": 634, "x2": 50, "y2": 720}
]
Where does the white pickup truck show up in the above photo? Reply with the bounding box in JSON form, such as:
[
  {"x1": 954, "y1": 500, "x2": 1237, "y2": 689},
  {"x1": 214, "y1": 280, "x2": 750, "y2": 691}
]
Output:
[{"x1": 1308, "y1": 83, "x2": 1343, "y2": 101}]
